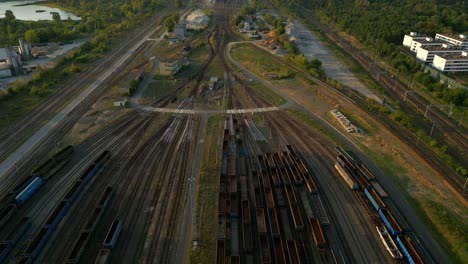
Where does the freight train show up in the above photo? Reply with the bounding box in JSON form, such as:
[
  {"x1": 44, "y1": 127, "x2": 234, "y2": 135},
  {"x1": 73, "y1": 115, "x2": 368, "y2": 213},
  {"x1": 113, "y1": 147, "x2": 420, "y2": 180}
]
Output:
[{"x1": 334, "y1": 146, "x2": 426, "y2": 263}]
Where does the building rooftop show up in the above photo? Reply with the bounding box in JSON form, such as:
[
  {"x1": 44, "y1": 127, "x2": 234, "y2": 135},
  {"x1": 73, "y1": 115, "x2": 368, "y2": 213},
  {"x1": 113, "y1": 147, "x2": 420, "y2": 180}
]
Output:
[
  {"x1": 436, "y1": 33, "x2": 468, "y2": 42},
  {"x1": 436, "y1": 53, "x2": 468, "y2": 60},
  {"x1": 420, "y1": 45, "x2": 463, "y2": 51}
]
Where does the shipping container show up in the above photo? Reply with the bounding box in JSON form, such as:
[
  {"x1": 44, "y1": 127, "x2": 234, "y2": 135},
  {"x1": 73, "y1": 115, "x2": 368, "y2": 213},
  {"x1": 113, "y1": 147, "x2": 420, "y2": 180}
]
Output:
[
  {"x1": 379, "y1": 208, "x2": 402, "y2": 236},
  {"x1": 94, "y1": 248, "x2": 111, "y2": 264},
  {"x1": 364, "y1": 188, "x2": 386, "y2": 211},
  {"x1": 371, "y1": 181, "x2": 388, "y2": 198},
  {"x1": 103, "y1": 220, "x2": 122, "y2": 249},
  {"x1": 334, "y1": 162, "x2": 359, "y2": 190},
  {"x1": 396, "y1": 235, "x2": 424, "y2": 264},
  {"x1": 15, "y1": 177, "x2": 43, "y2": 206}
]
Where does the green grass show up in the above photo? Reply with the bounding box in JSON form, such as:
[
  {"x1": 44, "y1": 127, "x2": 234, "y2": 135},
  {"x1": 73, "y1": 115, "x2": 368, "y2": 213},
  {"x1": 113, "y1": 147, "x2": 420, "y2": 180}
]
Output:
[
  {"x1": 231, "y1": 43, "x2": 293, "y2": 79},
  {"x1": 189, "y1": 114, "x2": 223, "y2": 264},
  {"x1": 245, "y1": 79, "x2": 286, "y2": 106},
  {"x1": 286, "y1": 109, "x2": 342, "y2": 145},
  {"x1": 143, "y1": 80, "x2": 177, "y2": 98},
  {"x1": 205, "y1": 57, "x2": 225, "y2": 79},
  {"x1": 188, "y1": 44, "x2": 209, "y2": 62}
]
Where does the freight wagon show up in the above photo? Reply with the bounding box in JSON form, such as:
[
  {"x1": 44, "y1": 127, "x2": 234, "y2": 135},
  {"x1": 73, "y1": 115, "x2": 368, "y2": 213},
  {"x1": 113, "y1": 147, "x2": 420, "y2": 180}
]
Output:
[
  {"x1": 371, "y1": 181, "x2": 388, "y2": 198},
  {"x1": 290, "y1": 204, "x2": 304, "y2": 231},
  {"x1": 98, "y1": 187, "x2": 113, "y2": 208},
  {"x1": 0, "y1": 243, "x2": 11, "y2": 262},
  {"x1": 364, "y1": 187, "x2": 386, "y2": 211},
  {"x1": 241, "y1": 200, "x2": 250, "y2": 223},
  {"x1": 376, "y1": 226, "x2": 402, "y2": 259},
  {"x1": 67, "y1": 231, "x2": 90, "y2": 263},
  {"x1": 94, "y1": 248, "x2": 112, "y2": 264},
  {"x1": 264, "y1": 187, "x2": 275, "y2": 209},
  {"x1": 103, "y1": 220, "x2": 122, "y2": 249},
  {"x1": 23, "y1": 226, "x2": 52, "y2": 259},
  {"x1": 256, "y1": 208, "x2": 267, "y2": 234},
  {"x1": 79, "y1": 165, "x2": 98, "y2": 185},
  {"x1": 44, "y1": 200, "x2": 70, "y2": 229},
  {"x1": 216, "y1": 239, "x2": 226, "y2": 264},
  {"x1": 396, "y1": 235, "x2": 424, "y2": 264},
  {"x1": 273, "y1": 237, "x2": 286, "y2": 264},
  {"x1": 15, "y1": 177, "x2": 43, "y2": 206},
  {"x1": 268, "y1": 208, "x2": 280, "y2": 237},
  {"x1": 379, "y1": 208, "x2": 402, "y2": 236},
  {"x1": 334, "y1": 162, "x2": 359, "y2": 190},
  {"x1": 310, "y1": 218, "x2": 327, "y2": 250},
  {"x1": 304, "y1": 174, "x2": 318, "y2": 194},
  {"x1": 259, "y1": 234, "x2": 271, "y2": 263},
  {"x1": 5, "y1": 217, "x2": 31, "y2": 245},
  {"x1": 242, "y1": 221, "x2": 253, "y2": 252},
  {"x1": 12, "y1": 176, "x2": 35, "y2": 195},
  {"x1": 0, "y1": 204, "x2": 17, "y2": 229},
  {"x1": 286, "y1": 240, "x2": 300, "y2": 264},
  {"x1": 93, "y1": 151, "x2": 110, "y2": 167}
]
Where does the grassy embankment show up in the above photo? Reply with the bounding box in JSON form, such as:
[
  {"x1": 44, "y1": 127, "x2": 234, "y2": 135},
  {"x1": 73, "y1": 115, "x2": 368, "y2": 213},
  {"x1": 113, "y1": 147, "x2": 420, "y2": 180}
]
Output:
[{"x1": 189, "y1": 114, "x2": 223, "y2": 264}]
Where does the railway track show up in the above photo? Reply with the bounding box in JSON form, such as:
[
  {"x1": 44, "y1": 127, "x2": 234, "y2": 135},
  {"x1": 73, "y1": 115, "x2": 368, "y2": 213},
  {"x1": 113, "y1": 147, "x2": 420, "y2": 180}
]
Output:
[{"x1": 0, "y1": 7, "x2": 172, "y2": 166}]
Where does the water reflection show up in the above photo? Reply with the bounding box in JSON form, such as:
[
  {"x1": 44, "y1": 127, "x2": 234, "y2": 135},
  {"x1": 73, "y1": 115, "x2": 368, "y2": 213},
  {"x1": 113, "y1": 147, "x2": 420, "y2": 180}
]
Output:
[{"x1": 0, "y1": 0, "x2": 80, "y2": 21}]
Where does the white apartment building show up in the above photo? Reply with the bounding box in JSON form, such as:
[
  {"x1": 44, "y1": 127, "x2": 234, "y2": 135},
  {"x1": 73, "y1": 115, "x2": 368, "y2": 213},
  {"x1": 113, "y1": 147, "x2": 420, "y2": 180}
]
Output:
[
  {"x1": 403, "y1": 32, "x2": 427, "y2": 47},
  {"x1": 416, "y1": 44, "x2": 463, "y2": 63},
  {"x1": 433, "y1": 51, "x2": 468, "y2": 72},
  {"x1": 408, "y1": 38, "x2": 444, "y2": 53},
  {"x1": 435, "y1": 33, "x2": 468, "y2": 50}
]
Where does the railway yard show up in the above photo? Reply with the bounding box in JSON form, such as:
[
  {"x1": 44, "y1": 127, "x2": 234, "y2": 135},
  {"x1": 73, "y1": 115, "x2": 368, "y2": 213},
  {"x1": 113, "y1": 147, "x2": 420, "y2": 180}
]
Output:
[{"x1": 0, "y1": 0, "x2": 465, "y2": 263}]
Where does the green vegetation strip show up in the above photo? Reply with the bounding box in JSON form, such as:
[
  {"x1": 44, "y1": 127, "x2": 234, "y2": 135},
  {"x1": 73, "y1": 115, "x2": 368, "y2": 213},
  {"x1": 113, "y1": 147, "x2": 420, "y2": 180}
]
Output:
[{"x1": 189, "y1": 114, "x2": 223, "y2": 264}]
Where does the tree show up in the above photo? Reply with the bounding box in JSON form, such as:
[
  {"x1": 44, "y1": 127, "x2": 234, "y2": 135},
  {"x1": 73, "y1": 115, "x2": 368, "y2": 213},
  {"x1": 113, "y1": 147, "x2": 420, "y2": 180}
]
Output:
[
  {"x1": 51, "y1": 12, "x2": 61, "y2": 22},
  {"x1": 25, "y1": 30, "x2": 40, "y2": 43},
  {"x1": 5, "y1": 10, "x2": 15, "y2": 22}
]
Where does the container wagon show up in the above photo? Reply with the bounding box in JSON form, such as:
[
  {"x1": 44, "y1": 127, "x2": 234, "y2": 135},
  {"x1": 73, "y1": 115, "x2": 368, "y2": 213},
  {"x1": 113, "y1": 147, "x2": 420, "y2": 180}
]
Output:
[
  {"x1": 94, "y1": 248, "x2": 111, "y2": 264},
  {"x1": 273, "y1": 237, "x2": 287, "y2": 264},
  {"x1": 284, "y1": 185, "x2": 297, "y2": 206},
  {"x1": 259, "y1": 234, "x2": 271, "y2": 263},
  {"x1": 289, "y1": 166, "x2": 303, "y2": 185},
  {"x1": 271, "y1": 168, "x2": 281, "y2": 187},
  {"x1": 67, "y1": 231, "x2": 90, "y2": 263},
  {"x1": 15, "y1": 177, "x2": 43, "y2": 206},
  {"x1": 44, "y1": 200, "x2": 70, "y2": 229},
  {"x1": 376, "y1": 226, "x2": 402, "y2": 259},
  {"x1": 240, "y1": 176, "x2": 248, "y2": 202},
  {"x1": 364, "y1": 187, "x2": 386, "y2": 211},
  {"x1": 273, "y1": 152, "x2": 285, "y2": 168},
  {"x1": 334, "y1": 162, "x2": 359, "y2": 190},
  {"x1": 379, "y1": 208, "x2": 402, "y2": 236},
  {"x1": 310, "y1": 218, "x2": 327, "y2": 250},
  {"x1": 103, "y1": 220, "x2": 122, "y2": 249},
  {"x1": 5, "y1": 217, "x2": 31, "y2": 245},
  {"x1": 396, "y1": 235, "x2": 424, "y2": 264},
  {"x1": 256, "y1": 208, "x2": 267, "y2": 234},
  {"x1": 0, "y1": 204, "x2": 17, "y2": 229}
]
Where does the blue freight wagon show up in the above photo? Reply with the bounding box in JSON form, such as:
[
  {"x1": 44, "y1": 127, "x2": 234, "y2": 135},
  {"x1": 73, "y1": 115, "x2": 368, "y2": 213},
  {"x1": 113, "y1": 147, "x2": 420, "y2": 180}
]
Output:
[
  {"x1": 15, "y1": 177, "x2": 43, "y2": 206},
  {"x1": 0, "y1": 242, "x2": 12, "y2": 262},
  {"x1": 98, "y1": 187, "x2": 113, "y2": 208},
  {"x1": 103, "y1": 220, "x2": 122, "y2": 249},
  {"x1": 24, "y1": 227, "x2": 53, "y2": 259},
  {"x1": 79, "y1": 165, "x2": 98, "y2": 185},
  {"x1": 379, "y1": 208, "x2": 402, "y2": 236},
  {"x1": 16, "y1": 255, "x2": 33, "y2": 264},
  {"x1": 64, "y1": 180, "x2": 85, "y2": 204},
  {"x1": 364, "y1": 187, "x2": 386, "y2": 211},
  {"x1": 44, "y1": 201, "x2": 70, "y2": 230},
  {"x1": 5, "y1": 217, "x2": 31, "y2": 245},
  {"x1": 396, "y1": 235, "x2": 424, "y2": 264},
  {"x1": 0, "y1": 204, "x2": 17, "y2": 229}
]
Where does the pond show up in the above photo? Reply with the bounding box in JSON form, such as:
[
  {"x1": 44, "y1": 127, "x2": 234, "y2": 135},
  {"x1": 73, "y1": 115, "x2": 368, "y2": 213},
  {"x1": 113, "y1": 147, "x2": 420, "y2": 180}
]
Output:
[{"x1": 0, "y1": 0, "x2": 80, "y2": 21}]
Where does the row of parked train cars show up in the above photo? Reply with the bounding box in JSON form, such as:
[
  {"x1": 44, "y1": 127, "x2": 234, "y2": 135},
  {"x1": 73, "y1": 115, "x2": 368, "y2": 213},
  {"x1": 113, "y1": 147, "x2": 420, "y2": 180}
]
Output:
[
  {"x1": 334, "y1": 146, "x2": 427, "y2": 264},
  {"x1": 0, "y1": 147, "x2": 123, "y2": 263}
]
